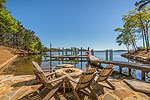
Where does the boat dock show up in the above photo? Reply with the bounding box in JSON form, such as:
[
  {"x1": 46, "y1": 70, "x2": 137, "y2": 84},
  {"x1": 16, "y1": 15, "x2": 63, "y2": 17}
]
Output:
[{"x1": 44, "y1": 43, "x2": 150, "y2": 80}]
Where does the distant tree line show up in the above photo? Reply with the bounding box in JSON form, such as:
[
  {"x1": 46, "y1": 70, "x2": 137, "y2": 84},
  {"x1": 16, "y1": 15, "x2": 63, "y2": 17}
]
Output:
[
  {"x1": 114, "y1": 0, "x2": 150, "y2": 52},
  {"x1": 0, "y1": 0, "x2": 44, "y2": 53},
  {"x1": 43, "y1": 47, "x2": 88, "y2": 52}
]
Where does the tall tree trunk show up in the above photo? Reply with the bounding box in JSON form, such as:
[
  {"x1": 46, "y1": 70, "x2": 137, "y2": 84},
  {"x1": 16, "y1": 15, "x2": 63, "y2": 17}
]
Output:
[
  {"x1": 126, "y1": 45, "x2": 129, "y2": 53},
  {"x1": 143, "y1": 28, "x2": 149, "y2": 52},
  {"x1": 129, "y1": 32, "x2": 137, "y2": 51},
  {"x1": 142, "y1": 29, "x2": 145, "y2": 48},
  {"x1": 138, "y1": 11, "x2": 148, "y2": 51}
]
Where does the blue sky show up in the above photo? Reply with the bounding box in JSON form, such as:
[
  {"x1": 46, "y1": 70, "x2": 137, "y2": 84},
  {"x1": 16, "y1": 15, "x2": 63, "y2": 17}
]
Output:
[{"x1": 6, "y1": 0, "x2": 138, "y2": 50}]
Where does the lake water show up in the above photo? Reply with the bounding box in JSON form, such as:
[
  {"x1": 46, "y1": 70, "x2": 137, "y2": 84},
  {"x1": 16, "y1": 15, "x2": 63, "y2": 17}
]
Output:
[{"x1": 3, "y1": 51, "x2": 149, "y2": 81}]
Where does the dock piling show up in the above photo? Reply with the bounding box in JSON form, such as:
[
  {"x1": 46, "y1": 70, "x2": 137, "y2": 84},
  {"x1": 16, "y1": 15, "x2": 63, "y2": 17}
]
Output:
[
  {"x1": 62, "y1": 47, "x2": 64, "y2": 55},
  {"x1": 119, "y1": 66, "x2": 122, "y2": 74},
  {"x1": 106, "y1": 50, "x2": 108, "y2": 61},
  {"x1": 50, "y1": 43, "x2": 52, "y2": 66},
  {"x1": 65, "y1": 49, "x2": 67, "y2": 55},
  {"x1": 58, "y1": 47, "x2": 60, "y2": 55},
  {"x1": 142, "y1": 71, "x2": 145, "y2": 80},
  {"x1": 109, "y1": 49, "x2": 113, "y2": 61},
  {"x1": 50, "y1": 43, "x2": 52, "y2": 58},
  {"x1": 128, "y1": 68, "x2": 131, "y2": 76},
  {"x1": 75, "y1": 48, "x2": 77, "y2": 55},
  {"x1": 71, "y1": 47, "x2": 73, "y2": 55},
  {"x1": 91, "y1": 49, "x2": 94, "y2": 56},
  {"x1": 81, "y1": 47, "x2": 82, "y2": 57}
]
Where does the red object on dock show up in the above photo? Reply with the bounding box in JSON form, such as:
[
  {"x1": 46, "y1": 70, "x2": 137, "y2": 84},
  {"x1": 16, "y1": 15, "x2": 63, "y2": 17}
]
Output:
[
  {"x1": 86, "y1": 51, "x2": 89, "y2": 56},
  {"x1": 86, "y1": 51, "x2": 89, "y2": 54}
]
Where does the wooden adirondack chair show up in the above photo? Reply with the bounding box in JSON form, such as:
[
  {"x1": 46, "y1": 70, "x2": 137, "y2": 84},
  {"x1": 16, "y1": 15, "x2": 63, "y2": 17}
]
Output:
[
  {"x1": 66, "y1": 68, "x2": 98, "y2": 100},
  {"x1": 32, "y1": 61, "x2": 66, "y2": 100},
  {"x1": 94, "y1": 64, "x2": 115, "y2": 94}
]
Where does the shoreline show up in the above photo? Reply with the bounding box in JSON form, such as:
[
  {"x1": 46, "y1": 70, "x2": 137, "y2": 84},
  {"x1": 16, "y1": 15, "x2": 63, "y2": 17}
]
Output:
[
  {"x1": 0, "y1": 55, "x2": 18, "y2": 74},
  {"x1": 121, "y1": 52, "x2": 150, "y2": 64}
]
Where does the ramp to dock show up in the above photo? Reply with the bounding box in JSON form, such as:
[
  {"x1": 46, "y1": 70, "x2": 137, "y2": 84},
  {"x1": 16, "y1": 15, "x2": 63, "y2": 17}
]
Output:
[
  {"x1": 89, "y1": 55, "x2": 150, "y2": 71},
  {"x1": 89, "y1": 55, "x2": 150, "y2": 80}
]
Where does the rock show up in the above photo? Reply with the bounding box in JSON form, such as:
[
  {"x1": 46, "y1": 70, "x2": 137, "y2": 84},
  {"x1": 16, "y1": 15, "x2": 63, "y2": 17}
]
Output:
[
  {"x1": 136, "y1": 92, "x2": 150, "y2": 100},
  {"x1": 0, "y1": 96, "x2": 9, "y2": 100},
  {"x1": 123, "y1": 97, "x2": 137, "y2": 100},
  {"x1": 124, "y1": 79, "x2": 150, "y2": 93},
  {"x1": 113, "y1": 88, "x2": 135, "y2": 100},
  {"x1": 7, "y1": 91, "x2": 16, "y2": 97},
  {"x1": 102, "y1": 93, "x2": 119, "y2": 100}
]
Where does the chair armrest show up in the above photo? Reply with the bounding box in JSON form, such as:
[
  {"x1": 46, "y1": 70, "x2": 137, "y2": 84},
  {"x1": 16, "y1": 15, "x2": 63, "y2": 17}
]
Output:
[
  {"x1": 47, "y1": 75, "x2": 67, "y2": 83},
  {"x1": 66, "y1": 75, "x2": 78, "y2": 84},
  {"x1": 45, "y1": 72, "x2": 56, "y2": 77},
  {"x1": 43, "y1": 70, "x2": 51, "y2": 72},
  {"x1": 98, "y1": 69, "x2": 102, "y2": 73}
]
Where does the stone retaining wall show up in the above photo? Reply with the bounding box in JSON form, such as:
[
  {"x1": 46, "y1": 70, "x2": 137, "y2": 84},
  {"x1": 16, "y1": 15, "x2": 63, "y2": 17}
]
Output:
[{"x1": 121, "y1": 53, "x2": 150, "y2": 64}]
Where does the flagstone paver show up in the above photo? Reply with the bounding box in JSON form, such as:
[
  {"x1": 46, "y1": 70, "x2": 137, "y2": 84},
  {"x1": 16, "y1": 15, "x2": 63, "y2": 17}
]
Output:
[{"x1": 0, "y1": 74, "x2": 149, "y2": 100}]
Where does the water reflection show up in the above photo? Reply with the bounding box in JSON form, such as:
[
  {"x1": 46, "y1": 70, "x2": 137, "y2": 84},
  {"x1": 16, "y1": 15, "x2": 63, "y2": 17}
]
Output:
[{"x1": 3, "y1": 55, "x2": 42, "y2": 75}]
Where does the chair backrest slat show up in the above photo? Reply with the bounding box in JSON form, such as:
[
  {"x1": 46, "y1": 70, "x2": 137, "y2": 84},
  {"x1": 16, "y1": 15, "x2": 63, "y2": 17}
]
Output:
[
  {"x1": 96, "y1": 64, "x2": 114, "y2": 82},
  {"x1": 32, "y1": 61, "x2": 48, "y2": 83},
  {"x1": 76, "y1": 68, "x2": 96, "y2": 90}
]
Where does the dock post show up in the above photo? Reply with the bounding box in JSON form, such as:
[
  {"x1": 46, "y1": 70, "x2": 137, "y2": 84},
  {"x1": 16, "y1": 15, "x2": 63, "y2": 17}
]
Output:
[
  {"x1": 77, "y1": 48, "x2": 79, "y2": 54},
  {"x1": 88, "y1": 47, "x2": 90, "y2": 55},
  {"x1": 88, "y1": 47, "x2": 90, "y2": 52},
  {"x1": 58, "y1": 47, "x2": 60, "y2": 56},
  {"x1": 50, "y1": 43, "x2": 52, "y2": 66},
  {"x1": 141, "y1": 70, "x2": 145, "y2": 80},
  {"x1": 91, "y1": 49, "x2": 94, "y2": 56},
  {"x1": 109, "y1": 49, "x2": 113, "y2": 61},
  {"x1": 65, "y1": 48, "x2": 67, "y2": 55},
  {"x1": 81, "y1": 47, "x2": 82, "y2": 57},
  {"x1": 73, "y1": 47, "x2": 75, "y2": 55},
  {"x1": 62, "y1": 47, "x2": 64, "y2": 55},
  {"x1": 71, "y1": 47, "x2": 72, "y2": 55},
  {"x1": 106, "y1": 50, "x2": 108, "y2": 60},
  {"x1": 75, "y1": 47, "x2": 77, "y2": 55},
  {"x1": 119, "y1": 66, "x2": 122, "y2": 74},
  {"x1": 81, "y1": 47, "x2": 83, "y2": 68},
  {"x1": 128, "y1": 68, "x2": 131, "y2": 76},
  {"x1": 50, "y1": 43, "x2": 52, "y2": 58}
]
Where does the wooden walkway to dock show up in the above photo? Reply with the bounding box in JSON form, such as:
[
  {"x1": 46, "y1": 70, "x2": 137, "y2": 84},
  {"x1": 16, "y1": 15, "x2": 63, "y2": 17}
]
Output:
[{"x1": 89, "y1": 55, "x2": 150, "y2": 80}]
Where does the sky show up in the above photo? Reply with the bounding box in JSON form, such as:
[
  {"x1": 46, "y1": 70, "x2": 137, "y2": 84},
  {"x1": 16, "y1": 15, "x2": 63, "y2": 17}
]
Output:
[{"x1": 6, "y1": 0, "x2": 138, "y2": 50}]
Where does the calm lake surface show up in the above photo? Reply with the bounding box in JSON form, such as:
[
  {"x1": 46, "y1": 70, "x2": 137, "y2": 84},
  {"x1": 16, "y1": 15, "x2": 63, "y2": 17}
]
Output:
[{"x1": 3, "y1": 51, "x2": 149, "y2": 81}]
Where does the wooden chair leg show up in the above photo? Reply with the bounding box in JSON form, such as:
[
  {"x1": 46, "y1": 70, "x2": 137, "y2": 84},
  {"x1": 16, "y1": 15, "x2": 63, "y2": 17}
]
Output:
[
  {"x1": 63, "y1": 81, "x2": 66, "y2": 94},
  {"x1": 43, "y1": 83, "x2": 62, "y2": 100},
  {"x1": 38, "y1": 84, "x2": 45, "y2": 91},
  {"x1": 66, "y1": 78, "x2": 80, "y2": 100},
  {"x1": 88, "y1": 86, "x2": 98, "y2": 100},
  {"x1": 72, "y1": 88, "x2": 80, "y2": 100},
  {"x1": 68, "y1": 82, "x2": 80, "y2": 100},
  {"x1": 93, "y1": 81, "x2": 104, "y2": 94},
  {"x1": 34, "y1": 84, "x2": 45, "y2": 96},
  {"x1": 105, "y1": 80, "x2": 115, "y2": 90}
]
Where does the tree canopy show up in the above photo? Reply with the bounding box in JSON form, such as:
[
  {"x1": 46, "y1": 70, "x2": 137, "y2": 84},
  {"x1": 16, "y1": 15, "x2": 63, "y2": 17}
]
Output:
[
  {"x1": 135, "y1": 0, "x2": 150, "y2": 10},
  {"x1": 115, "y1": 5, "x2": 150, "y2": 52},
  {"x1": 0, "y1": 0, "x2": 44, "y2": 53}
]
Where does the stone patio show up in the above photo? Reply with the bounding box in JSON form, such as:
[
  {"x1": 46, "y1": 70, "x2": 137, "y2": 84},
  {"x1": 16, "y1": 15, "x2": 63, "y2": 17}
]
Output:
[{"x1": 0, "y1": 74, "x2": 149, "y2": 100}]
